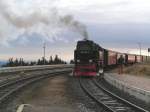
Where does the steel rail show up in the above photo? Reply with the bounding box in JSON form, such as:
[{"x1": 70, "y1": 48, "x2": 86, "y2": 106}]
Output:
[
  {"x1": 0, "y1": 64, "x2": 73, "y2": 73},
  {"x1": 79, "y1": 78, "x2": 114, "y2": 112},
  {"x1": 79, "y1": 78, "x2": 149, "y2": 112},
  {"x1": 0, "y1": 66, "x2": 73, "y2": 86},
  {"x1": 0, "y1": 68, "x2": 72, "y2": 106},
  {"x1": 93, "y1": 79, "x2": 149, "y2": 112}
]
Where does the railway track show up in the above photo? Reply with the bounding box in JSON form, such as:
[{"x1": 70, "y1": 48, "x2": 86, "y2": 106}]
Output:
[
  {"x1": 0, "y1": 68, "x2": 72, "y2": 107},
  {"x1": 79, "y1": 78, "x2": 149, "y2": 112},
  {"x1": 0, "y1": 66, "x2": 72, "y2": 88}
]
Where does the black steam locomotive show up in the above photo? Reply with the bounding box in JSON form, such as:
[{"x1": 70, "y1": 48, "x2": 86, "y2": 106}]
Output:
[{"x1": 73, "y1": 39, "x2": 148, "y2": 76}]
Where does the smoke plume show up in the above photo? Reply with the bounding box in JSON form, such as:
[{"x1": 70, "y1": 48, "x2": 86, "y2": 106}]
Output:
[{"x1": 0, "y1": 0, "x2": 88, "y2": 45}]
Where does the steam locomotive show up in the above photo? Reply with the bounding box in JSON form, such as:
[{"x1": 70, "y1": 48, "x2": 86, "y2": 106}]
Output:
[{"x1": 73, "y1": 39, "x2": 149, "y2": 76}]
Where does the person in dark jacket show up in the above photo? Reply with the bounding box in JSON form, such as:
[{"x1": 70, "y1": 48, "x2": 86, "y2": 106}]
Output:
[{"x1": 118, "y1": 55, "x2": 124, "y2": 74}]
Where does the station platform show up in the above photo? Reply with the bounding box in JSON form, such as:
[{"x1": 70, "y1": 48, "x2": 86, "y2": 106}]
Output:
[
  {"x1": 104, "y1": 73, "x2": 150, "y2": 103},
  {"x1": 106, "y1": 73, "x2": 150, "y2": 91}
]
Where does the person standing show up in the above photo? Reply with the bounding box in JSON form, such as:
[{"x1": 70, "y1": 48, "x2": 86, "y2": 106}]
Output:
[{"x1": 118, "y1": 55, "x2": 124, "y2": 74}]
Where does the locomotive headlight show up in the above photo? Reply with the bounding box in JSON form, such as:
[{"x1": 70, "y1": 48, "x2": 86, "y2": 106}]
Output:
[
  {"x1": 77, "y1": 59, "x2": 80, "y2": 62},
  {"x1": 89, "y1": 59, "x2": 93, "y2": 63}
]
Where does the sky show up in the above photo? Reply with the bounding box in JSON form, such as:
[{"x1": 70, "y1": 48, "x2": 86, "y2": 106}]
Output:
[{"x1": 0, "y1": 0, "x2": 150, "y2": 61}]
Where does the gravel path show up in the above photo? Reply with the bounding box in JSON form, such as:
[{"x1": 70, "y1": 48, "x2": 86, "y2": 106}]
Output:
[
  {"x1": 23, "y1": 75, "x2": 77, "y2": 112},
  {"x1": 108, "y1": 73, "x2": 150, "y2": 91}
]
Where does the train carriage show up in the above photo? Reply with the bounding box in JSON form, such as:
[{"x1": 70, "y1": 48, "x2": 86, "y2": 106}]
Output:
[
  {"x1": 108, "y1": 50, "x2": 117, "y2": 66},
  {"x1": 143, "y1": 56, "x2": 147, "y2": 62},
  {"x1": 126, "y1": 54, "x2": 136, "y2": 64},
  {"x1": 147, "y1": 56, "x2": 150, "y2": 62},
  {"x1": 136, "y1": 55, "x2": 141, "y2": 63}
]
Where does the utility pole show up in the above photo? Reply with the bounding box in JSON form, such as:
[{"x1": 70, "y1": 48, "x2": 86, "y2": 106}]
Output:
[
  {"x1": 43, "y1": 42, "x2": 46, "y2": 65},
  {"x1": 148, "y1": 48, "x2": 150, "y2": 62},
  {"x1": 138, "y1": 42, "x2": 141, "y2": 62}
]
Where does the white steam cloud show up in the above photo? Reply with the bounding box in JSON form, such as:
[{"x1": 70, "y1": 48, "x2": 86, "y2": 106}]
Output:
[{"x1": 0, "y1": 0, "x2": 88, "y2": 45}]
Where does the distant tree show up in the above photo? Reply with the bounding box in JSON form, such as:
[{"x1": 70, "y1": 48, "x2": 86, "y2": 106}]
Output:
[
  {"x1": 54, "y1": 55, "x2": 59, "y2": 64},
  {"x1": 49, "y1": 56, "x2": 53, "y2": 64},
  {"x1": 14, "y1": 58, "x2": 19, "y2": 66},
  {"x1": 42, "y1": 57, "x2": 45, "y2": 65},
  {"x1": 3, "y1": 58, "x2": 13, "y2": 67},
  {"x1": 9, "y1": 58, "x2": 14, "y2": 66},
  {"x1": 53, "y1": 54, "x2": 67, "y2": 64},
  {"x1": 2, "y1": 55, "x2": 67, "y2": 67},
  {"x1": 19, "y1": 58, "x2": 24, "y2": 66},
  {"x1": 41, "y1": 57, "x2": 49, "y2": 65},
  {"x1": 30, "y1": 61, "x2": 36, "y2": 66},
  {"x1": 37, "y1": 59, "x2": 42, "y2": 65},
  {"x1": 70, "y1": 60, "x2": 74, "y2": 64}
]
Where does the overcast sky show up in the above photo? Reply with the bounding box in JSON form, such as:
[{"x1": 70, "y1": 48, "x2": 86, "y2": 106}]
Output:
[{"x1": 0, "y1": 0, "x2": 150, "y2": 61}]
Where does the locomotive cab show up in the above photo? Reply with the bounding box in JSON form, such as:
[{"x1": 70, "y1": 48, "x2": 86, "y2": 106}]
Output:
[{"x1": 74, "y1": 39, "x2": 104, "y2": 76}]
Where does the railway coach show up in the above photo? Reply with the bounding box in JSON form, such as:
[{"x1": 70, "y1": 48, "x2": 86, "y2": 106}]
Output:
[
  {"x1": 126, "y1": 54, "x2": 136, "y2": 64},
  {"x1": 73, "y1": 39, "x2": 148, "y2": 77}
]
